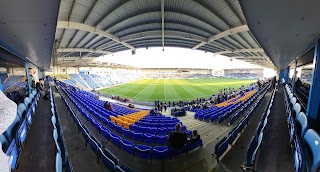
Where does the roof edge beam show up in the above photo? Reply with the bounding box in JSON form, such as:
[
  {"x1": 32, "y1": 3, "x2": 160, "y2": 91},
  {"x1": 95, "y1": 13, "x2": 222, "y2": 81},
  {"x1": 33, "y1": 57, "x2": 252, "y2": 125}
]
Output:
[
  {"x1": 214, "y1": 48, "x2": 265, "y2": 55},
  {"x1": 192, "y1": 25, "x2": 249, "y2": 50},
  {"x1": 56, "y1": 48, "x2": 112, "y2": 54},
  {"x1": 57, "y1": 21, "x2": 135, "y2": 50}
]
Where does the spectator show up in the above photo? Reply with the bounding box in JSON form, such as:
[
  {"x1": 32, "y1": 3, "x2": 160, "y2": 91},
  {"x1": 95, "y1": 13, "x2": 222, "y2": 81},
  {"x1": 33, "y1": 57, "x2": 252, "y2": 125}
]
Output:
[
  {"x1": 0, "y1": 91, "x2": 17, "y2": 172},
  {"x1": 36, "y1": 78, "x2": 49, "y2": 100},
  {"x1": 167, "y1": 123, "x2": 188, "y2": 149},
  {"x1": 104, "y1": 101, "x2": 114, "y2": 111},
  {"x1": 188, "y1": 130, "x2": 200, "y2": 143},
  {"x1": 164, "y1": 103, "x2": 167, "y2": 112}
]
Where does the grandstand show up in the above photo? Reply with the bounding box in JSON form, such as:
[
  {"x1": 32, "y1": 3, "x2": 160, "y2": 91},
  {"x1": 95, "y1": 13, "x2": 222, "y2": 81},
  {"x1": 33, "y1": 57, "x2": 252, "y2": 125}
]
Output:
[{"x1": 0, "y1": 1, "x2": 320, "y2": 172}]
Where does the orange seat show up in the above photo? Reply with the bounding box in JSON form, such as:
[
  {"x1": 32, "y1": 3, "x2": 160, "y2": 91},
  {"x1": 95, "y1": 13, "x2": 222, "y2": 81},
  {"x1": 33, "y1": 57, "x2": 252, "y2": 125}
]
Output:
[
  {"x1": 122, "y1": 121, "x2": 130, "y2": 129},
  {"x1": 110, "y1": 116, "x2": 117, "y2": 123},
  {"x1": 116, "y1": 118, "x2": 123, "y2": 126}
]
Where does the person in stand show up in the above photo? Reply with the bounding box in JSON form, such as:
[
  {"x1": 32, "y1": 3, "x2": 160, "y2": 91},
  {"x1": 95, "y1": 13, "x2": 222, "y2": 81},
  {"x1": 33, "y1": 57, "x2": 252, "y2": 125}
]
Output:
[
  {"x1": 104, "y1": 101, "x2": 114, "y2": 111},
  {"x1": 36, "y1": 78, "x2": 49, "y2": 100},
  {"x1": 188, "y1": 130, "x2": 200, "y2": 143},
  {"x1": 164, "y1": 102, "x2": 167, "y2": 112},
  {"x1": 167, "y1": 123, "x2": 188, "y2": 149},
  {"x1": 168, "y1": 101, "x2": 171, "y2": 107}
]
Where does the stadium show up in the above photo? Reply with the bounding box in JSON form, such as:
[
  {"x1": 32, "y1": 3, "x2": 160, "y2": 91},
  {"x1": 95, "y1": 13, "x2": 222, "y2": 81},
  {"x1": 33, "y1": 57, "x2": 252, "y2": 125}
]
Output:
[{"x1": 0, "y1": 1, "x2": 319, "y2": 172}]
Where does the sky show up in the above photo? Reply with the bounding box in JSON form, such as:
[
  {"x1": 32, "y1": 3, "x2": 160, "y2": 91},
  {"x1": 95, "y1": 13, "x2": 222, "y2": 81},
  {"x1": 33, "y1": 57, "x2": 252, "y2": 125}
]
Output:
[{"x1": 96, "y1": 47, "x2": 263, "y2": 69}]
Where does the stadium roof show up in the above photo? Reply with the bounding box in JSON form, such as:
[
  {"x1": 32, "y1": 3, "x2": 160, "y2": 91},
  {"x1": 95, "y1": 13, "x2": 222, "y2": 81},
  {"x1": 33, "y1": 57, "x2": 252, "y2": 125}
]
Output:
[{"x1": 54, "y1": 0, "x2": 274, "y2": 68}]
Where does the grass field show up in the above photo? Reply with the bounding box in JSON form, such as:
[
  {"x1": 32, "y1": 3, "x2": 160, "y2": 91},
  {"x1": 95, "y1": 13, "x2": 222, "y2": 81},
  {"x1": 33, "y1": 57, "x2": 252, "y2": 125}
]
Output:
[{"x1": 98, "y1": 78, "x2": 256, "y2": 102}]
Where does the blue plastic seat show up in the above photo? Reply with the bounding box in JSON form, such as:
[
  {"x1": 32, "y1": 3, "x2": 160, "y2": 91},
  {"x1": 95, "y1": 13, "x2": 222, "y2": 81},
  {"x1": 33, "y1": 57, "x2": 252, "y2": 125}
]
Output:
[
  {"x1": 158, "y1": 127, "x2": 167, "y2": 135},
  {"x1": 138, "y1": 126, "x2": 148, "y2": 133},
  {"x1": 148, "y1": 127, "x2": 157, "y2": 134},
  {"x1": 303, "y1": 129, "x2": 320, "y2": 172},
  {"x1": 132, "y1": 131, "x2": 143, "y2": 142},
  {"x1": 135, "y1": 144, "x2": 151, "y2": 159},
  {"x1": 156, "y1": 134, "x2": 167, "y2": 144},
  {"x1": 121, "y1": 127, "x2": 131, "y2": 138},
  {"x1": 114, "y1": 125, "x2": 122, "y2": 134},
  {"x1": 17, "y1": 103, "x2": 27, "y2": 120},
  {"x1": 121, "y1": 139, "x2": 134, "y2": 155},
  {"x1": 56, "y1": 152, "x2": 63, "y2": 172},
  {"x1": 296, "y1": 112, "x2": 308, "y2": 138},
  {"x1": 110, "y1": 133, "x2": 121, "y2": 148},
  {"x1": 153, "y1": 146, "x2": 169, "y2": 159},
  {"x1": 101, "y1": 150, "x2": 116, "y2": 171},
  {"x1": 143, "y1": 133, "x2": 155, "y2": 143}
]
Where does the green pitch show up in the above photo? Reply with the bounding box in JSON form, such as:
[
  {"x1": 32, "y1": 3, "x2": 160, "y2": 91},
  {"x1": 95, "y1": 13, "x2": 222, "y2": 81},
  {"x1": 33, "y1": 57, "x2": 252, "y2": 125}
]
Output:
[{"x1": 98, "y1": 78, "x2": 256, "y2": 102}]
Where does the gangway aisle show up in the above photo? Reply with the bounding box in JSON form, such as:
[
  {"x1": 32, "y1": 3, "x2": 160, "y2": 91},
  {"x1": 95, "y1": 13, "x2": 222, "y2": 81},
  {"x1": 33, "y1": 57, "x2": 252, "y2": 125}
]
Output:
[
  {"x1": 256, "y1": 87, "x2": 294, "y2": 172},
  {"x1": 15, "y1": 92, "x2": 55, "y2": 172},
  {"x1": 52, "y1": 86, "x2": 108, "y2": 172},
  {"x1": 214, "y1": 90, "x2": 272, "y2": 172}
]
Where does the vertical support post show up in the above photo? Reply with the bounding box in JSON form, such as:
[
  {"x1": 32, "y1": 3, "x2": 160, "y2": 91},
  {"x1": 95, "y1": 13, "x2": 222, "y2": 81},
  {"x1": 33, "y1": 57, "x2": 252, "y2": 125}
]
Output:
[
  {"x1": 283, "y1": 66, "x2": 290, "y2": 84},
  {"x1": 25, "y1": 62, "x2": 32, "y2": 93},
  {"x1": 0, "y1": 79, "x2": 3, "y2": 91},
  {"x1": 307, "y1": 39, "x2": 320, "y2": 126},
  {"x1": 292, "y1": 59, "x2": 297, "y2": 92}
]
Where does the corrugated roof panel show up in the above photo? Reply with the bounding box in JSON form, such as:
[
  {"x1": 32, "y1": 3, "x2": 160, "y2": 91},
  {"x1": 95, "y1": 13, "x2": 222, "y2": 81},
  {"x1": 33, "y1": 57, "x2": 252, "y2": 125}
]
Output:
[
  {"x1": 69, "y1": 0, "x2": 95, "y2": 22},
  {"x1": 90, "y1": 39, "x2": 110, "y2": 49},
  {"x1": 85, "y1": 0, "x2": 119, "y2": 27},
  {"x1": 108, "y1": 12, "x2": 161, "y2": 34},
  {"x1": 167, "y1": 0, "x2": 228, "y2": 31},
  {"x1": 221, "y1": 36, "x2": 243, "y2": 49},
  {"x1": 215, "y1": 39, "x2": 238, "y2": 50},
  {"x1": 165, "y1": 23, "x2": 211, "y2": 38},
  {"x1": 115, "y1": 23, "x2": 161, "y2": 37},
  {"x1": 230, "y1": 34, "x2": 251, "y2": 48},
  {"x1": 202, "y1": 0, "x2": 242, "y2": 27},
  {"x1": 76, "y1": 32, "x2": 99, "y2": 48},
  {"x1": 59, "y1": 29, "x2": 78, "y2": 48},
  {"x1": 84, "y1": 35, "x2": 106, "y2": 48},
  {"x1": 239, "y1": 31, "x2": 260, "y2": 48},
  {"x1": 68, "y1": 30, "x2": 89, "y2": 48},
  {"x1": 229, "y1": 0, "x2": 246, "y2": 23},
  {"x1": 99, "y1": 0, "x2": 159, "y2": 30},
  {"x1": 58, "y1": 0, "x2": 73, "y2": 21}
]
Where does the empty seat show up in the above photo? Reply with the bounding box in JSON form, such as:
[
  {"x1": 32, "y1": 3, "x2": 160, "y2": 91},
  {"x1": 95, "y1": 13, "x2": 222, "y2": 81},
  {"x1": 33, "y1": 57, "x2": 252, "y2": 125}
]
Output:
[
  {"x1": 110, "y1": 133, "x2": 121, "y2": 148},
  {"x1": 132, "y1": 131, "x2": 143, "y2": 142},
  {"x1": 121, "y1": 139, "x2": 134, "y2": 155},
  {"x1": 153, "y1": 146, "x2": 169, "y2": 159},
  {"x1": 135, "y1": 144, "x2": 151, "y2": 159},
  {"x1": 303, "y1": 129, "x2": 320, "y2": 172},
  {"x1": 296, "y1": 112, "x2": 308, "y2": 138},
  {"x1": 143, "y1": 133, "x2": 155, "y2": 143},
  {"x1": 156, "y1": 134, "x2": 167, "y2": 144},
  {"x1": 56, "y1": 152, "x2": 63, "y2": 172}
]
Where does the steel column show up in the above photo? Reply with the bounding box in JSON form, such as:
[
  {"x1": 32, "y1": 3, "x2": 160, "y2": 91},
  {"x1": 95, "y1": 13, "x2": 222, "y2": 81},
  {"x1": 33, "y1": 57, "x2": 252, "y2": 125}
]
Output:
[
  {"x1": 292, "y1": 59, "x2": 297, "y2": 92},
  {"x1": 307, "y1": 39, "x2": 320, "y2": 126},
  {"x1": 0, "y1": 79, "x2": 3, "y2": 91},
  {"x1": 25, "y1": 62, "x2": 32, "y2": 93}
]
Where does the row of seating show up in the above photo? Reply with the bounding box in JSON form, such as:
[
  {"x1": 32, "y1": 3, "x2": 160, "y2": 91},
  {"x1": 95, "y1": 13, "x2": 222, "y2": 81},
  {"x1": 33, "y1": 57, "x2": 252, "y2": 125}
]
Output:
[
  {"x1": 79, "y1": 73, "x2": 100, "y2": 89},
  {"x1": 49, "y1": 82, "x2": 73, "y2": 172},
  {"x1": 242, "y1": 89, "x2": 276, "y2": 170},
  {"x1": 283, "y1": 82, "x2": 320, "y2": 172},
  {"x1": 2, "y1": 75, "x2": 23, "y2": 90},
  {"x1": 194, "y1": 90, "x2": 257, "y2": 121},
  {"x1": 229, "y1": 94, "x2": 259, "y2": 125},
  {"x1": 0, "y1": 88, "x2": 39, "y2": 170},
  {"x1": 214, "y1": 83, "x2": 270, "y2": 161},
  {"x1": 57, "y1": 81, "x2": 202, "y2": 159},
  {"x1": 56, "y1": 86, "x2": 131, "y2": 172},
  {"x1": 60, "y1": 84, "x2": 193, "y2": 145}
]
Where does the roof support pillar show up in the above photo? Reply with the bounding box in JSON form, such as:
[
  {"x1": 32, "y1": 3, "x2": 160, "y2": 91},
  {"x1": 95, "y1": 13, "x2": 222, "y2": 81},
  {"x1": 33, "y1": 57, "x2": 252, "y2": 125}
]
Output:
[
  {"x1": 0, "y1": 77, "x2": 3, "y2": 91},
  {"x1": 161, "y1": 0, "x2": 165, "y2": 51},
  {"x1": 291, "y1": 59, "x2": 297, "y2": 92},
  {"x1": 25, "y1": 61, "x2": 32, "y2": 94},
  {"x1": 307, "y1": 39, "x2": 320, "y2": 127}
]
